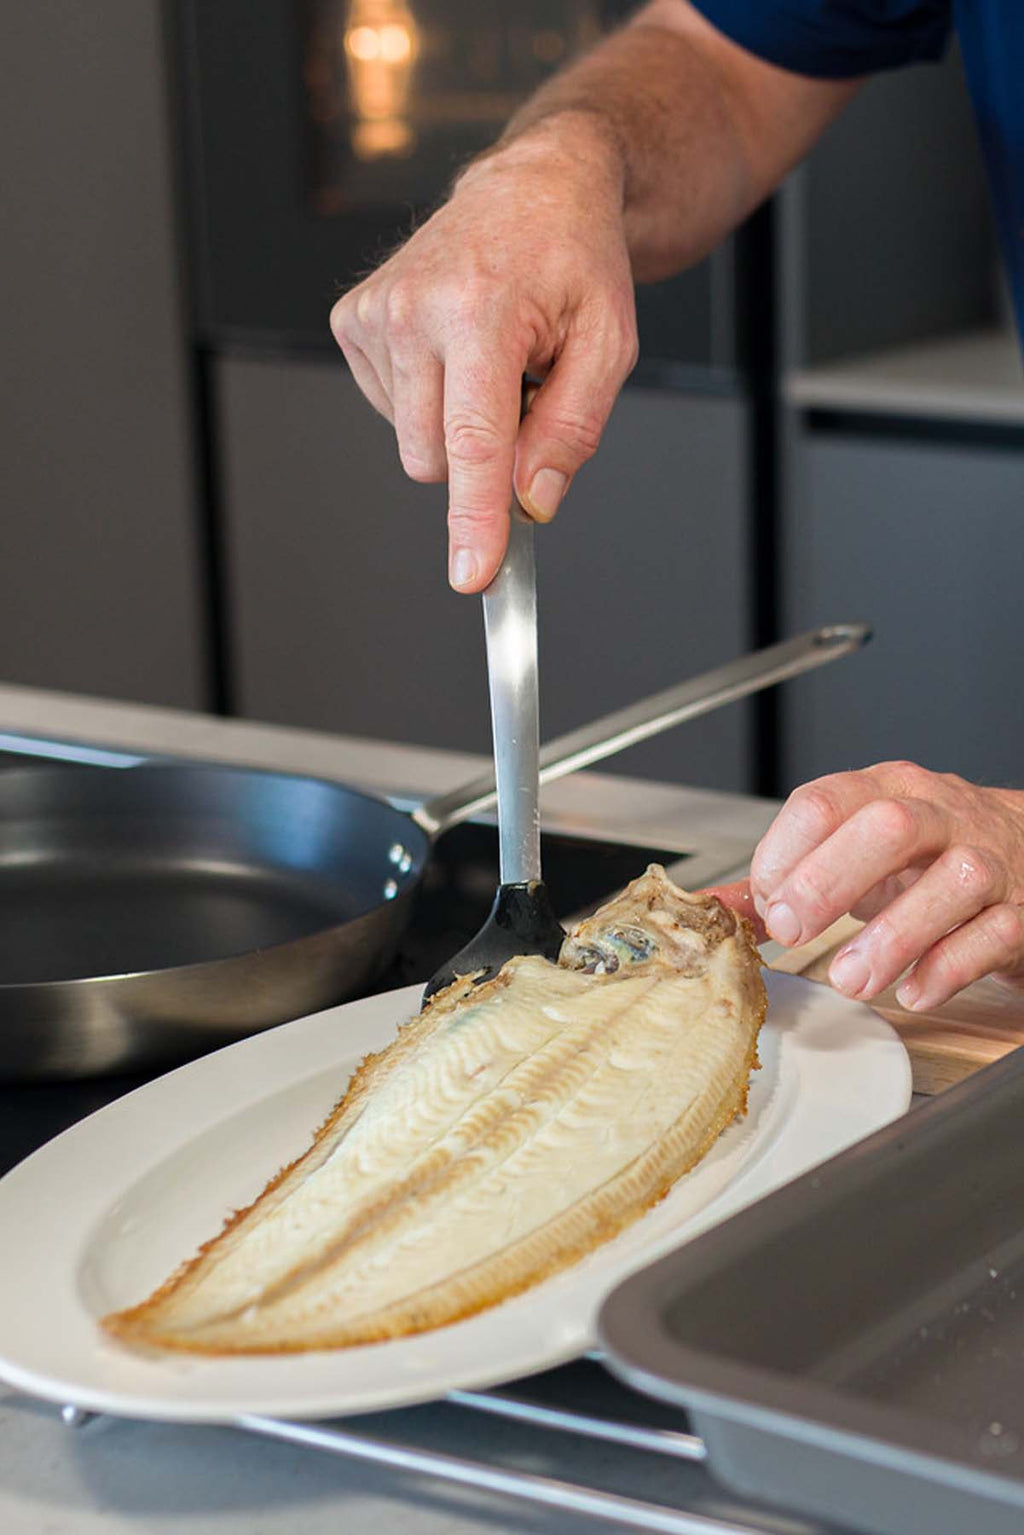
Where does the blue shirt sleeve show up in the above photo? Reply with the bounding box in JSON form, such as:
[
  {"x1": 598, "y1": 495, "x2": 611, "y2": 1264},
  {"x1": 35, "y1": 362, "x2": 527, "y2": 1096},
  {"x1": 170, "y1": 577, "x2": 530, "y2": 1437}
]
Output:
[{"x1": 688, "y1": 1, "x2": 952, "y2": 79}]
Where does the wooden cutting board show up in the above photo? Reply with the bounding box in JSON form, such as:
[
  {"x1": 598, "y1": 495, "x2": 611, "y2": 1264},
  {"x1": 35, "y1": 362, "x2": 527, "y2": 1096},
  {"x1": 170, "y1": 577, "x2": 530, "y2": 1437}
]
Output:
[{"x1": 767, "y1": 915, "x2": 1024, "y2": 1095}]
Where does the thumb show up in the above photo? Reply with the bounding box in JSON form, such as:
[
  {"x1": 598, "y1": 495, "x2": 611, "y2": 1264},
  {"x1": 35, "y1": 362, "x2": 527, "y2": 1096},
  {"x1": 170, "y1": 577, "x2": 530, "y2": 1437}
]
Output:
[
  {"x1": 513, "y1": 324, "x2": 634, "y2": 522},
  {"x1": 703, "y1": 880, "x2": 769, "y2": 945}
]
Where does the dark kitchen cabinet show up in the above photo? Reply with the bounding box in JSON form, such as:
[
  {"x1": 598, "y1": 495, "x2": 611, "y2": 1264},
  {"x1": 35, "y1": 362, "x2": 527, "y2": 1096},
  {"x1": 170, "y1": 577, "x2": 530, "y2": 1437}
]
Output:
[
  {"x1": 780, "y1": 47, "x2": 997, "y2": 375},
  {"x1": 0, "y1": 0, "x2": 206, "y2": 709},
  {"x1": 779, "y1": 429, "x2": 1024, "y2": 791},
  {"x1": 217, "y1": 354, "x2": 753, "y2": 791},
  {"x1": 176, "y1": 0, "x2": 739, "y2": 390}
]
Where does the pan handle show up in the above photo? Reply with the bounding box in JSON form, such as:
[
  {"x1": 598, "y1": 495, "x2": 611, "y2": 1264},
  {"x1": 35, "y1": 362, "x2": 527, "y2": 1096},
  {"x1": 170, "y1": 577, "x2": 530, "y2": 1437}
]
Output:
[{"x1": 410, "y1": 623, "x2": 870, "y2": 838}]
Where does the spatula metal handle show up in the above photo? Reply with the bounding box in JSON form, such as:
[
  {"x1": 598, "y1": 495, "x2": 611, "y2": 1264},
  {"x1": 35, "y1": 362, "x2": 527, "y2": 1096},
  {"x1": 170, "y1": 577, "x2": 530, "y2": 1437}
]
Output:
[{"x1": 482, "y1": 503, "x2": 541, "y2": 885}]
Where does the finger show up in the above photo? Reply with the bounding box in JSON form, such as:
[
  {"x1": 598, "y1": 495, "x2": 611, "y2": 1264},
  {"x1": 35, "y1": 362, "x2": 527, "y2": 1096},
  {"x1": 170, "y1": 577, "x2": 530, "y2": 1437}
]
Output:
[
  {"x1": 337, "y1": 337, "x2": 394, "y2": 424},
  {"x1": 513, "y1": 311, "x2": 637, "y2": 523},
  {"x1": 330, "y1": 291, "x2": 395, "y2": 420},
  {"x1": 391, "y1": 351, "x2": 446, "y2": 482},
  {"x1": 443, "y1": 350, "x2": 523, "y2": 592},
  {"x1": 703, "y1": 880, "x2": 769, "y2": 944},
  {"x1": 894, "y1": 902, "x2": 1024, "y2": 1012},
  {"x1": 750, "y1": 775, "x2": 873, "y2": 915},
  {"x1": 761, "y1": 795, "x2": 952, "y2": 949},
  {"x1": 750, "y1": 766, "x2": 934, "y2": 916},
  {"x1": 828, "y1": 843, "x2": 1006, "y2": 1000},
  {"x1": 848, "y1": 869, "x2": 924, "y2": 924}
]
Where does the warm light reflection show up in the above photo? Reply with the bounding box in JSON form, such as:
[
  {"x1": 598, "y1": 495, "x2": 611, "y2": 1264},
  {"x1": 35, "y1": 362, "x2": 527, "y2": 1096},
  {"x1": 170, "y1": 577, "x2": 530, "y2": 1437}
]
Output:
[
  {"x1": 343, "y1": 0, "x2": 419, "y2": 158},
  {"x1": 346, "y1": 23, "x2": 413, "y2": 63},
  {"x1": 353, "y1": 118, "x2": 412, "y2": 157},
  {"x1": 346, "y1": 24, "x2": 381, "y2": 61}
]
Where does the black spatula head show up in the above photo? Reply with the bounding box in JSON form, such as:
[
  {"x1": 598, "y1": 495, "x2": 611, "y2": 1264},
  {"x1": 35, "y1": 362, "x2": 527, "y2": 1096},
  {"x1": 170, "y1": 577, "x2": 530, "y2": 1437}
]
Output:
[{"x1": 423, "y1": 880, "x2": 565, "y2": 1003}]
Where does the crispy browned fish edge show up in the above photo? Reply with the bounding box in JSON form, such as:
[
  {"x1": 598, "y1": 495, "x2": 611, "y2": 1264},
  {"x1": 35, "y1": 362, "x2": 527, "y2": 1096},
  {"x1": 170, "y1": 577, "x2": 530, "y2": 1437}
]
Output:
[{"x1": 103, "y1": 873, "x2": 766, "y2": 1353}]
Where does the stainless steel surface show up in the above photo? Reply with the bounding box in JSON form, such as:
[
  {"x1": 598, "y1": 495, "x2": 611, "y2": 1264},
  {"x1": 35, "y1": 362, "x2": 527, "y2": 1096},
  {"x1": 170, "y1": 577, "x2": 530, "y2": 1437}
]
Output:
[
  {"x1": 482, "y1": 504, "x2": 541, "y2": 886},
  {"x1": 413, "y1": 624, "x2": 870, "y2": 837},
  {"x1": 48, "y1": 1363, "x2": 849, "y2": 1535},
  {"x1": 235, "y1": 1413, "x2": 759, "y2": 1535},
  {"x1": 446, "y1": 1387, "x2": 708, "y2": 1460},
  {"x1": 0, "y1": 734, "x2": 147, "y2": 768},
  {"x1": 59, "y1": 1405, "x2": 96, "y2": 1429},
  {"x1": 47, "y1": 1378, "x2": 844, "y2": 1535}
]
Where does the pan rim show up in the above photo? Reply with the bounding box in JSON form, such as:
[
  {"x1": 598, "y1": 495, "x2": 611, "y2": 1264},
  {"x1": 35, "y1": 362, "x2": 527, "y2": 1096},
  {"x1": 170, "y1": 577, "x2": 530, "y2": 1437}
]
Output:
[{"x1": 0, "y1": 758, "x2": 431, "y2": 991}]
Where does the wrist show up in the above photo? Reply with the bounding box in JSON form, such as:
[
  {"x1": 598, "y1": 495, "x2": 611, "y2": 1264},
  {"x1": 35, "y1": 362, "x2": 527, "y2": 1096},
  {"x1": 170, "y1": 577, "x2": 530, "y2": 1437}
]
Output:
[
  {"x1": 454, "y1": 111, "x2": 626, "y2": 208},
  {"x1": 994, "y1": 786, "x2": 1024, "y2": 822}
]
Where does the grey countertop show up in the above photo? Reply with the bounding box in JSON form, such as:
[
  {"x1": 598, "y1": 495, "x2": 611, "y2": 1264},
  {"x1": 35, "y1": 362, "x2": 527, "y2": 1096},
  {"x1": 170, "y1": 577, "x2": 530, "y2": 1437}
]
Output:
[
  {"x1": 0, "y1": 683, "x2": 847, "y2": 1535},
  {"x1": 1, "y1": 1372, "x2": 847, "y2": 1535}
]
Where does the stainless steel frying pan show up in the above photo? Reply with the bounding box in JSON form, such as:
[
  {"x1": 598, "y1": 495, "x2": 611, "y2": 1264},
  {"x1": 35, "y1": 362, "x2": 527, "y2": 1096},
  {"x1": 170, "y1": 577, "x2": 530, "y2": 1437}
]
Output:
[{"x1": 0, "y1": 626, "x2": 866, "y2": 1080}]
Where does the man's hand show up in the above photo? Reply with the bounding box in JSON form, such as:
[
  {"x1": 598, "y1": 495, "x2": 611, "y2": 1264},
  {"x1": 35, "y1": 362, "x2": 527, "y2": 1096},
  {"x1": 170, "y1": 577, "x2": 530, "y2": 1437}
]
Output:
[
  {"x1": 330, "y1": 2, "x2": 861, "y2": 594},
  {"x1": 719, "y1": 763, "x2": 1024, "y2": 1010},
  {"x1": 330, "y1": 122, "x2": 638, "y2": 594}
]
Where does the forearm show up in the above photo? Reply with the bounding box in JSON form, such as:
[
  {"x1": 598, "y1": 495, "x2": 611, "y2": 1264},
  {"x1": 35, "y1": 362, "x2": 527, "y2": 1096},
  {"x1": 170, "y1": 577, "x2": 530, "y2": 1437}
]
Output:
[
  {"x1": 488, "y1": 19, "x2": 749, "y2": 279},
  {"x1": 477, "y1": 0, "x2": 861, "y2": 281}
]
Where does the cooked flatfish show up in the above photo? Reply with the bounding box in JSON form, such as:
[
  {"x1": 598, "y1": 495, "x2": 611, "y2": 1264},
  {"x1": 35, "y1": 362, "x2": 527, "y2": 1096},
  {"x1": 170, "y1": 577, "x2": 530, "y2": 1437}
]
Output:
[{"x1": 104, "y1": 865, "x2": 765, "y2": 1353}]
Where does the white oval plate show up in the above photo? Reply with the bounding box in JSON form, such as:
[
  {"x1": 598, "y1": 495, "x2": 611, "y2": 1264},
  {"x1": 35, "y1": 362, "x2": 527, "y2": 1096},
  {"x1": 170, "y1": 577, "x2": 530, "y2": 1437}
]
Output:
[{"x1": 0, "y1": 973, "x2": 910, "y2": 1423}]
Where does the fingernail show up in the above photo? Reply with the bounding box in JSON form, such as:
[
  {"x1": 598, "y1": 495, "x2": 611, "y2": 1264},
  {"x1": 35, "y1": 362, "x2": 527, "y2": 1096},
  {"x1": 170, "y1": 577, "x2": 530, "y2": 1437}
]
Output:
[
  {"x1": 830, "y1": 947, "x2": 871, "y2": 998},
  {"x1": 450, "y1": 547, "x2": 478, "y2": 591},
  {"x1": 896, "y1": 977, "x2": 922, "y2": 1010},
  {"x1": 525, "y1": 468, "x2": 567, "y2": 522},
  {"x1": 765, "y1": 902, "x2": 801, "y2": 946}
]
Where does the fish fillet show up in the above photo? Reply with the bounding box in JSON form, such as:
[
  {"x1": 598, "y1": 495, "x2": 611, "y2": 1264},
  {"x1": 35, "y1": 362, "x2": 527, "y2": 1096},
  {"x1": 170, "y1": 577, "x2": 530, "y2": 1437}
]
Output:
[{"x1": 103, "y1": 865, "x2": 765, "y2": 1353}]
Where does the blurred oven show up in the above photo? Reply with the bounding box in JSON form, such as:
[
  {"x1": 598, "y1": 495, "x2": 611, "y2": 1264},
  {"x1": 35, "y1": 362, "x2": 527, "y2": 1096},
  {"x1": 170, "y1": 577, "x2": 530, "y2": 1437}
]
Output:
[{"x1": 174, "y1": 0, "x2": 739, "y2": 382}]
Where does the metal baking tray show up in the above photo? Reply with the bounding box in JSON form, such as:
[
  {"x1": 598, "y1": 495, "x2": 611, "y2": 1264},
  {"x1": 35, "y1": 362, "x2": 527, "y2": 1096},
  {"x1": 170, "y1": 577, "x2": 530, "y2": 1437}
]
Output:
[{"x1": 598, "y1": 1044, "x2": 1024, "y2": 1535}]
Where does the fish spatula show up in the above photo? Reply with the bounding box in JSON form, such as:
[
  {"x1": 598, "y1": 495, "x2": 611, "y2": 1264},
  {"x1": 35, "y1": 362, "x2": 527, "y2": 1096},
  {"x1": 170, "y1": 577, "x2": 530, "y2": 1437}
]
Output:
[{"x1": 424, "y1": 496, "x2": 563, "y2": 1001}]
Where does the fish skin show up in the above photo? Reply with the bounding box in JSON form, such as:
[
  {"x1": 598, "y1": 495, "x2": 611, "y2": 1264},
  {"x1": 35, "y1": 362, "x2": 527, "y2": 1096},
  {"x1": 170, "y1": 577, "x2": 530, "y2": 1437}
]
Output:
[{"x1": 104, "y1": 866, "x2": 766, "y2": 1354}]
